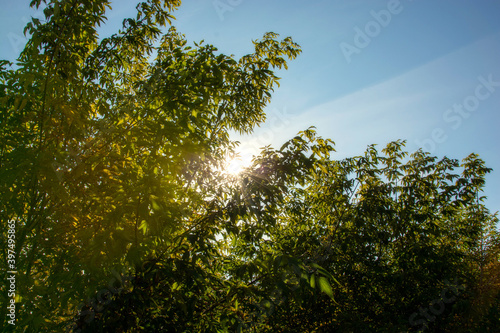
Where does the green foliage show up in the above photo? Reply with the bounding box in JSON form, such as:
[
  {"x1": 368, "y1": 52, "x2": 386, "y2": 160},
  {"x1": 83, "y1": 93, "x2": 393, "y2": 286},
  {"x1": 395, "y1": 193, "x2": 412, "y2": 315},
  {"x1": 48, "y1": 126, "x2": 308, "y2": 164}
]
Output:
[
  {"x1": 0, "y1": 1, "x2": 498, "y2": 332},
  {"x1": 260, "y1": 141, "x2": 499, "y2": 332}
]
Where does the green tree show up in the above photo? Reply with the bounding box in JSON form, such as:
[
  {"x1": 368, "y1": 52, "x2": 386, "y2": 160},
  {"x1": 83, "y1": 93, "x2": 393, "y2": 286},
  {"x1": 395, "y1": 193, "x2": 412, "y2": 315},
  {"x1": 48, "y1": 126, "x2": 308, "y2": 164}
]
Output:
[
  {"x1": 0, "y1": 0, "x2": 302, "y2": 331},
  {"x1": 1, "y1": 1, "x2": 498, "y2": 332},
  {"x1": 260, "y1": 142, "x2": 499, "y2": 332}
]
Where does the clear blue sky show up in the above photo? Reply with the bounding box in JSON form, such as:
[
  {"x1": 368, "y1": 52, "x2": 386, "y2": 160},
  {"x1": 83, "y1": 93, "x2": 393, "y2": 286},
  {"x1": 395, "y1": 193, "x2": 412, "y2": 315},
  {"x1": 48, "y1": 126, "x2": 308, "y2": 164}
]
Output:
[{"x1": 1, "y1": 0, "x2": 500, "y2": 214}]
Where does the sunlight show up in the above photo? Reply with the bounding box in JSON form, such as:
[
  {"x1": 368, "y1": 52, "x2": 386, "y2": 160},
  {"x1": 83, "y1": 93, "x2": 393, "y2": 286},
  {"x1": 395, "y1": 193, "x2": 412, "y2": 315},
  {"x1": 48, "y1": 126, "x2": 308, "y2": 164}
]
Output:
[
  {"x1": 224, "y1": 156, "x2": 246, "y2": 175},
  {"x1": 222, "y1": 145, "x2": 256, "y2": 176}
]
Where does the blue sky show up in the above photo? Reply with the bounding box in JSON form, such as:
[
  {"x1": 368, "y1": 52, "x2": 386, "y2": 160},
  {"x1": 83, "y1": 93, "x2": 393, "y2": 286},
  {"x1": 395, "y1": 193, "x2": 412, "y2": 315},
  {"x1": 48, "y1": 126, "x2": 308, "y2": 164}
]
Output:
[{"x1": 1, "y1": 0, "x2": 500, "y2": 214}]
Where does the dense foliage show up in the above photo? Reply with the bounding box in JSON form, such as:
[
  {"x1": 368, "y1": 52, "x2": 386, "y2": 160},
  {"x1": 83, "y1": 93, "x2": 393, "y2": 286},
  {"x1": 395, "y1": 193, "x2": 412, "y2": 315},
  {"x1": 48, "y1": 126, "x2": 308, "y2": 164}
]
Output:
[{"x1": 1, "y1": 1, "x2": 499, "y2": 332}]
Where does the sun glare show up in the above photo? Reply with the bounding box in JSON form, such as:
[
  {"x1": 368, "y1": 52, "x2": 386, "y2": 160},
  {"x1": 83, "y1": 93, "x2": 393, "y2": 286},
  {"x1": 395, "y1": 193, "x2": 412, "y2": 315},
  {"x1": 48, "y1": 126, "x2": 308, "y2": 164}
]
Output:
[
  {"x1": 222, "y1": 143, "x2": 257, "y2": 176},
  {"x1": 225, "y1": 156, "x2": 246, "y2": 175},
  {"x1": 223, "y1": 148, "x2": 255, "y2": 176}
]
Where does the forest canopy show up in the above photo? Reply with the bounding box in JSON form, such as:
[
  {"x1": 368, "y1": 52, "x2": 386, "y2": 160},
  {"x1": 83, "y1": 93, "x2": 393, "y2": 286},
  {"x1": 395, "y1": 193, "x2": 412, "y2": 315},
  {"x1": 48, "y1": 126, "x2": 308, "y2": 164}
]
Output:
[{"x1": 0, "y1": 1, "x2": 499, "y2": 332}]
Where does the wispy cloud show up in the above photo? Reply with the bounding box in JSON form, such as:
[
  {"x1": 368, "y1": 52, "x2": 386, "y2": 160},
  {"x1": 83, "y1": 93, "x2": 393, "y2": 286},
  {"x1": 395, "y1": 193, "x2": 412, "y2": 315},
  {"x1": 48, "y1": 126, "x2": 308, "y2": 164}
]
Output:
[{"x1": 270, "y1": 32, "x2": 500, "y2": 156}]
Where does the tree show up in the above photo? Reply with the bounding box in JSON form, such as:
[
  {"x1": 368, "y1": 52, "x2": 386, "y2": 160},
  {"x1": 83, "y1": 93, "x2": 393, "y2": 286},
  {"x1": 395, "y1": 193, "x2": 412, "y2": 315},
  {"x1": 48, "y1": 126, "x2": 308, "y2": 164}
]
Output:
[
  {"x1": 1, "y1": 1, "x2": 498, "y2": 332},
  {"x1": 0, "y1": 0, "x2": 302, "y2": 330},
  {"x1": 259, "y1": 141, "x2": 500, "y2": 332}
]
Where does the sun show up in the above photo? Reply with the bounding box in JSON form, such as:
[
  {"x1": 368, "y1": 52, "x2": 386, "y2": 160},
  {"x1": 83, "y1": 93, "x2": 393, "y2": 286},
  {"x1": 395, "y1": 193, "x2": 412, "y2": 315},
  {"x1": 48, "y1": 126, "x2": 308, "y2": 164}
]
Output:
[
  {"x1": 225, "y1": 156, "x2": 246, "y2": 175},
  {"x1": 221, "y1": 141, "x2": 257, "y2": 177},
  {"x1": 223, "y1": 147, "x2": 255, "y2": 176}
]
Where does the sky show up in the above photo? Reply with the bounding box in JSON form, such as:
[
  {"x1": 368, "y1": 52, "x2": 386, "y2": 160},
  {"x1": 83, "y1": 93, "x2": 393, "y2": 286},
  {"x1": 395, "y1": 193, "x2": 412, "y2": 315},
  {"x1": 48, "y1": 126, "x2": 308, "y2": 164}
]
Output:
[{"x1": 1, "y1": 0, "x2": 500, "y2": 214}]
